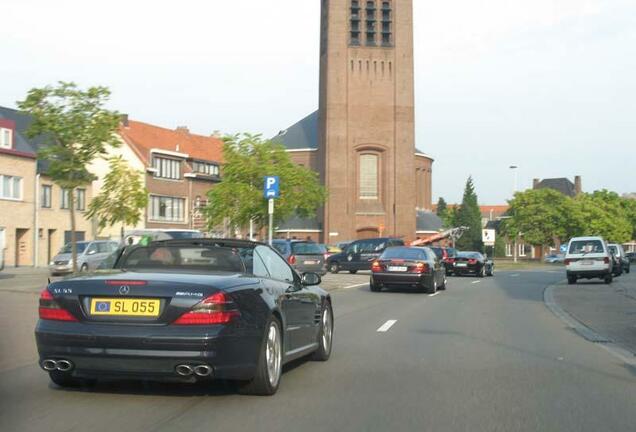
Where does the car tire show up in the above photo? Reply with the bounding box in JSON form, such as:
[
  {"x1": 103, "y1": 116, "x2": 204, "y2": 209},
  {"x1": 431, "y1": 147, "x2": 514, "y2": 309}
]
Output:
[
  {"x1": 626, "y1": 266, "x2": 631, "y2": 274},
  {"x1": 370, "y1": 278, "x2": 381, "y2": 292},
  {"x1": 478, "y1": 267, "x2": 485, "y2": 278},
  {"x1": 567, "y1": 276, "x2": 577, "y2": 285},
  {"x1": 424, "y1": 278, "x2": 437, "y2": 294},
  {"x1": 238, "y1": 317, "x2": 282, "y2": 396},
  {"x1": 349, "y1": 270, "x2": 358, "y2": 274},
  {"x1": 49, "y1": 371, "x2": 95, "y2": 388},
  {"x1": 604, "y1": 274, "x2": 613, "y2": 285},
  {"x1": 487, "y1": 265, "x2": 494, "y2": 277},
  {"x1": 311, "y1": 303, "x2": 333, "y2": 362},
  {"x1": 80, "y1": 264, "x2": 88, "y2": 272},
  {"x1": 329, "y1": 262, "x2": 340, "y2": 274},
  {"x1": 439, "y1": 274, "x2": 447, "y2": 290}
]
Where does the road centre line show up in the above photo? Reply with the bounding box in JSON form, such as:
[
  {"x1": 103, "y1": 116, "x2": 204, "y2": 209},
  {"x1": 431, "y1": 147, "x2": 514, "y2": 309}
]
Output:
[
  {"x1": 377, "y1": 320, "x2": 397, "y2": 332},
  {"x1": 429, "y1": 292, "x2": 440, "y2": 297},
  {"x1": 343, "y1": 282, "x2": 369, "y2": 290},
  {"x1": 471, "y1": 280, "x2": 481, "y2": 284},
  {"x1": 510, "y1": 274, "x2": 520, "y2": 277}
]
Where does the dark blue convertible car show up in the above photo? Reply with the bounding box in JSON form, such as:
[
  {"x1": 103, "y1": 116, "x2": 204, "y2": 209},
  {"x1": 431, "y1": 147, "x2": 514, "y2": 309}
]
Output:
[{"x1": 35, "y1": 239, "x2": 333, "y2": 395}]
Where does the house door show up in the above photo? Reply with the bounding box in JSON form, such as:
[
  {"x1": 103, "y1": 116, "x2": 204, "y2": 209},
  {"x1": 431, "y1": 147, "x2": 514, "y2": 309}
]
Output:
[
  {"x1": 47, "y1": 229, "x2": 56, "y2": 263},
  {"x1": 0, "y1": 228, "x2": 5, "y2": 269},
  {"x1": 15, "y1": 229, "x2": 29, "y2": 267}
]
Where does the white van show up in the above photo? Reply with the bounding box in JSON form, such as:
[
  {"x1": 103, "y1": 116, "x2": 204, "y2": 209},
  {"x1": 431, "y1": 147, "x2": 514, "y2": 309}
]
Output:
[{"x1": 565, "y1": 236, "x2": 613, "y2": 284}]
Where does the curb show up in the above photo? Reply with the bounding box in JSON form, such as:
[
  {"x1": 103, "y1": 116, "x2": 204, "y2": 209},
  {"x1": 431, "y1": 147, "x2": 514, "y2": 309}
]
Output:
[{"x1": 544, "y1": 282, "x2": 636, "y2": 365}]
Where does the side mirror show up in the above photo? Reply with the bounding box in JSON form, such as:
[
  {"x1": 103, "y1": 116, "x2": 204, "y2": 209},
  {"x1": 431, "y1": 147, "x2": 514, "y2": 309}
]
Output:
[
  {"x1": 301, "y1": 272, "x2": 322, "y2": 286},
  {"x1": 87, "y1": 249, "x2": 97, "y2": 255}
]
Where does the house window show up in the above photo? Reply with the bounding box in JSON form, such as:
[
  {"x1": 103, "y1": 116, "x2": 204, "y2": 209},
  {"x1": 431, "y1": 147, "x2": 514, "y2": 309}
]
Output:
[
  {"x1": 0, "y1": 128, "x2": 12, "y2": 149},
  {"x1": 76, "y1": 189, "x2": 86, "y2": 211},
  {"x1": 350, "y1": 0, "x2": 361, "y2": 46},
  {"x1": 61, "y1": 189, "x2": 70, "y2": 209},
  {"x1": 192, "y1": 161, "x2": 220, "y2": 177},
  {"x1": 0, "y1": 174, "x2": 22, "y2": 200},
  {"x1": 41, "y1": 185, "x2": 52, "y2": 208},
  {"x1": 381, "y1": 1, "x2": 392, "y2": 46},
  {"x1": 359, "y1": 154, "x2": 379, "y2": 199},
  {"x1": 149, "y1": 195, "x2": 186, "y2": 222},
  {"x1": 152, "y1": 157, "x2": 181, "y2": 180},
  {"x1": 505, "y1": 243, "x2": 513, "y2": 257},
  {"x1": 365, "y1": 1, "x2": 376, "y2": 46}
]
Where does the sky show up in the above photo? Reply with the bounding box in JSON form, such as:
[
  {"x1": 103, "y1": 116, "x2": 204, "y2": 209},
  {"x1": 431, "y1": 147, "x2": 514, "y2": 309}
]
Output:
[{"x1": 1, "y1": 0, "x2": 635, "y2": 204}]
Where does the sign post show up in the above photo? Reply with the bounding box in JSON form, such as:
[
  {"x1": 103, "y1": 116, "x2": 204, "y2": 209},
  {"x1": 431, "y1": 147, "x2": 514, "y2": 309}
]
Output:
[
  {"x1": 264, "y1": 176, "x2": 280, "y2": 245},
  {"x1": 482, "y1": 229, "x2": 496, "y2": 258}
]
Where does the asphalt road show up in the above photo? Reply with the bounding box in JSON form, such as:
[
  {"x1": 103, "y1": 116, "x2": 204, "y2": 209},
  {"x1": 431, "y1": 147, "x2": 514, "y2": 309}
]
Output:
[{"x1": 1, "y1": 268, "x2": 636, "y2": 432}]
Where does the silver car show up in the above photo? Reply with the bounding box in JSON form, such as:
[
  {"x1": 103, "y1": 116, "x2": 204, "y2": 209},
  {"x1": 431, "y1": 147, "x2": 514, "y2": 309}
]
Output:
[{"x1": 49, "y1": 240, "x2": 119, "y2": 275}]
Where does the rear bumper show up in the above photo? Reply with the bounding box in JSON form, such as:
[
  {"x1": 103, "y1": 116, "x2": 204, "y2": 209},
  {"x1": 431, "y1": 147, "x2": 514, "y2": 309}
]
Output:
[
  {"x1": 567, "y1": 269, "x2": 611, "y2": 278},
  {"x1": 371, "y1": 272, "x2": 432, "y2": 286},
  {"x1": 35, "y1": 319, "x2": 263, "y2": 381},
  {"x1": 453, "y1": 265, "x2": 480, "y2": 274}
]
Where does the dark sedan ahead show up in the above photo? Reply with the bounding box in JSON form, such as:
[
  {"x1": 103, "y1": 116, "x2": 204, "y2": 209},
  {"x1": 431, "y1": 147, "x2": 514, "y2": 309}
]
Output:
[
  {"x1": 453, "y1": 251, "x2": 494, "y2": 277},
  {"x1": 35, "y1": 239, "x2": 333, "y2": 396},
  {"x1": 369, "y1": 246, "x2": 446, "y2": 294}
]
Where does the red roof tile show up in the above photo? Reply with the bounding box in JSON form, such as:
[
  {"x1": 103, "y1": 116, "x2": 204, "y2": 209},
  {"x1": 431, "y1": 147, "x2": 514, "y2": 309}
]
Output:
[{"x1": 119, "y1": 120, "x2": 224, "y2": 165}]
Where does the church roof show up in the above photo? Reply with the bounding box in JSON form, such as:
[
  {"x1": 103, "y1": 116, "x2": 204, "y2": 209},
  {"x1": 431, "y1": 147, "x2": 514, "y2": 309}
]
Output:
[
  {"x1": 272, "y1": 110, "x2": 429, "y2": 156},
  {"x1": 534, "y1": 178, "x2": 576, "y2": 197}
]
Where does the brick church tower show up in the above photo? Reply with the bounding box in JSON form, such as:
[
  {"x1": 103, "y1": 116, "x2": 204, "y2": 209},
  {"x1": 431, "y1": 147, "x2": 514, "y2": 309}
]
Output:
[
  {"x1": 274, "y1": 0, "x2": 434, "y2": 243},
  {"x1": 318, "y1": 0, "x2": 417, "y2": 242}
]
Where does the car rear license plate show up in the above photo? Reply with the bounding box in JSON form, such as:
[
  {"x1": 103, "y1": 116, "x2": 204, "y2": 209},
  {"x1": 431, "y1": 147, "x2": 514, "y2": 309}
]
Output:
[
  {"x1": 304, "y1": 260, "x2": 318, "y2": 265},
  {"x1": 456, "y1": 263, "x2": 467, "y2": 267},
  {"x1": 388, "y1": 266, "x2": 408, "y2": 272},
  {"x1": 581, "y1": 260, "x2": 594, "y2": 266},
  {"x1": 90, "y1": 298, "x2": 161, "y2": 317}
]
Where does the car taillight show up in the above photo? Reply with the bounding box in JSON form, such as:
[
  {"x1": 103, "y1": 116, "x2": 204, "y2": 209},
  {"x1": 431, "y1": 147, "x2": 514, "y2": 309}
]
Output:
[
  {"x1": 468, "y1": 259, "x2": 477, "y2": 265},
  {"x1": 39, "y1": 288, "x2": 78, "y2": 322},
  {"x1": 413, "y1": 262, "x2": 429, "y2": 273},
  {"x1": 173, "y1": 292, "x2": 240, "y2": 325},
  {"x1": 288, "y1": 255, "x2": 297, "y2": 265},
  {"x1": 604, "y1": 257, "x2": 610, "y2": 264},
  {"x1": 371, "y1": 261, "x2": 383, "y2": 272},
  {"x1": 564, "y1": 259, "x2": 571, "y2": 265},
  {"x1": 446, "y1": 258, "x2": 455, "y2": 264}
]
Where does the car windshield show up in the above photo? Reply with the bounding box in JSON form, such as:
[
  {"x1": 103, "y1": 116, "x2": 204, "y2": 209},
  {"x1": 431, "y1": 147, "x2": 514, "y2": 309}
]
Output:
[
  {"x1": 446, "y1": 248, "x2": 457, "y2": 257},
  {"x1": 165, "y1": 231, "x2": 203, "y2": 239},
  {"x1": 569, "y1": 240, "x2": 604, "y2": 254},
  {"x1": 457, "y1": 252, "x2": 482, "y2": 259},
  {"x1": 119, "y1": 244, "x2": 248, "y2": 273},
  {"x1": 291, "y1": 242, "x2": 323, "y2": 255},
  {"x1": 608, "y1": 246, "x2": 618, "y2": 254},
  {"x1": 381, "y1": 247, "x2": 424, "y2": 260},
  {"x1": 429, "y1": 247, "x2": 443, "y2": 259},
  {"x1": 59, "y1": 242, "x2": 88, "y2": 254},
  {"x1": 272, "y1": 243, "x2": 288, "y2": 255}
]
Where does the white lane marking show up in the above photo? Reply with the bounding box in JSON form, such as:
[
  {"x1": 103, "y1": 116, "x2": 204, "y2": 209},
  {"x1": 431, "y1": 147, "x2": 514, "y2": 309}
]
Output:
[
  {"x1": 343, "y1": 282, "x2": 369, "y2": 290},
  {"x1": 429, "y1": 292, "x2": 440, "y2": 297},
  {"x1": 510, "y1": 274, "x2": 520, "y2": 277},
  {"x1": 377, "y1": 320, "x2": 397, "y2": 332},
  {"x1": 471, "y1": 280, "x2": 481, "y2": 284}
]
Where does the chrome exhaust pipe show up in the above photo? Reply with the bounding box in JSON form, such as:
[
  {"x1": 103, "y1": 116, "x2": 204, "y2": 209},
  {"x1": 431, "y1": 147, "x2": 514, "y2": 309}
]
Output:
[
  {"x1": 56, "y1": 360, "x2": 73, "y2": 372},
  {"x1": 42, "y1": 359, "x2": 58, "y2": 371},
  {"x1": 175, "y1": 364, "x2": 194, "y2": 376},
  {"x1": 193, "y1": 365, "x2": 212, "y2": 377}
]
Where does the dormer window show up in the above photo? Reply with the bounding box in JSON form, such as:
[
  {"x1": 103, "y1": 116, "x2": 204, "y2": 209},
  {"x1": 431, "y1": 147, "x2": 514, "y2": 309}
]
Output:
[
  {"x1": 192, "y1": 161, "x2": 220, "y2": 177},
  {"x1": 152, "y1": 156, "x2": 181, "y2": 180},
  {"x1": 0, "y1": 128, "x2": 12, "y2": 149}
]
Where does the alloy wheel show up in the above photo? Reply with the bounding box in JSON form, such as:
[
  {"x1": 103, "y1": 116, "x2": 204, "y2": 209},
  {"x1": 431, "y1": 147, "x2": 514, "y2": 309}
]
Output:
[
  {"x1": 321, "y1": 307, "x2": 333, "y2": 353},
  {"x1": 265, "y1": 322, "x2": 282, "y2": 387}
]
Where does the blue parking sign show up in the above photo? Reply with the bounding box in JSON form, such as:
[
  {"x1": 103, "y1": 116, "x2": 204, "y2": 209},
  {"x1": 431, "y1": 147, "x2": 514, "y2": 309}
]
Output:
[{"x1": 264, "y1": 176, "x2": 280, "y2": 199}]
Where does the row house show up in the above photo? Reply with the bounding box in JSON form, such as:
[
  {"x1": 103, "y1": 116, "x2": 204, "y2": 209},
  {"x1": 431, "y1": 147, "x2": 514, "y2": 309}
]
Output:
[
  {"x1": 0, "y1": 106, "x2": 94, "y2": 268},
  {"x1": 92, "y1": 116, "x2": 224, "y2": 239}
]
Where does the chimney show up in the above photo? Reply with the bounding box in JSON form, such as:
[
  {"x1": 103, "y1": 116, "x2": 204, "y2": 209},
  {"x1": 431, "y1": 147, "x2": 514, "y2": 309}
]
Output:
[
  {"x1": 211, "y1": 130, "x2": 222, "y2": 139},
  {"x1": 120, "y1": 114, "x2": 129, "y2": 127},
  {"x1": 176, "y1": 126, "x2": 189, "y2": 134},
  {"x1": 574, "y1": 176, "x2": 582, "y2": 195},
  {"x1": 533, "y1": 178, "x2": 540, "y2": 189}
]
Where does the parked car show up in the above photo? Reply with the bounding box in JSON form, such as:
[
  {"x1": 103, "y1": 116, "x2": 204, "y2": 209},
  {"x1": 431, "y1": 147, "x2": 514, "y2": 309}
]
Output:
[
  {"x1": 36, "y1": 239, "x2": 332, "y2": 395},
  {"x1": 370, "y1": 246, "x2": 446, "y2": 294},
  {"x1": 452, "y1": 251, "x2": 494, "y2": 277},
  {"x1": 627, "y1": 252, "x2": 636, "y2": 263},
  {"x1": 429, "y1": 246, "x2": 458, "y2": 275},
  {"x1": 323, "y1": 244, "x2": 342, "y2": 259},
  {"x1": 327, "y1": 237, "x2": 405, "y2": 274},
  {"x1": 49, "y1": 240, "x2": 120, "y2": 275},
  {"x1": 544, "y1": 254, "x2": 565, "y2": 264},
  {"x1": 272, "y1": 240, "x2": 327, "y2": 275},
  {"x1": 565, "y1": 236, "x2": 613, "y2": 284},
  {"x1": 608, "y1": 244, "x2": 630, "y2": 275},
  {"x1": 124, "y1": 229, "x2": 203, "y2": 245}
]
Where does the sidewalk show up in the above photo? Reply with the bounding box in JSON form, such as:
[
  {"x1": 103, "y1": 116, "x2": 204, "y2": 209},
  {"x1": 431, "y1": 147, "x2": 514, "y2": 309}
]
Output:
[{"x1": 0, "y1": 267, "x2": 52, "y2": 293}]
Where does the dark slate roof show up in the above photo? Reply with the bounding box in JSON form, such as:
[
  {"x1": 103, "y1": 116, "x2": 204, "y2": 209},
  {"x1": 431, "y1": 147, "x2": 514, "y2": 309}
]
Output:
[
  {"x1": 272, "y1": 111, "x2": 319, "y2": 150},
  {"x1": 0, "y1": 105, "x2": 54, "y2": 171},
  {"x1": 535, "y1": 178, "x2": 576, "y2": 197},
  {"x1": 276, "y1": 215, "x2": 321, "y2": 231},
  {"x1": 416, "y1": 211, "x2": 443, "y2": 233}
]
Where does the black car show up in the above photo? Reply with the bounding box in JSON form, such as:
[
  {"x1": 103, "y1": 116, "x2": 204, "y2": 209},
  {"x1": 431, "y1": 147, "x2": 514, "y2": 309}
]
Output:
[
  {"x1": 429, "y1": 246, "x2": 458, "y2": 275},
  {"x1": 35, "y1": 239, "x2": 333, "y2": 396},
  {"x1": 627, "y1": 252, "x2": 636, "y2": 263},
  {"x1": 327, "y1": 237, "x2": 405, "y2": 274},
  {"x1": 452, "y1": 251, "x2": 494, "y2": 277},
  {"x1": 370, "y1": 246, "x2": 446, "y2": 294}
]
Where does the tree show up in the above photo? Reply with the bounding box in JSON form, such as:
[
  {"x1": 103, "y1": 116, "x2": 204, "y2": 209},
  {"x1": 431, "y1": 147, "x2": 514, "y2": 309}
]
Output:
[
  {"x1": 454, "y1": 177, "x2": 483, "y2": 251},
  {"x1": 621, "y1": 197, "x2": 636, "y2": 240},
  {"x1": 86, "y1": 156, "x2": 148, "y2": 240},
  {"x1": 204, "y1": 133, "x2": 327, "y2": 233},
  {"x1": 436, "y1": 197, "x2": 447, "y2": 219},
  {"x1": 18, "y1": 82, "x2": 121, "y2": 272},
  {"x1": 570, "y1": 190, "x2": 632, "y2": 243},
  {"x1": 501, "y1": 189, "x2": 573, "y2": 256}
]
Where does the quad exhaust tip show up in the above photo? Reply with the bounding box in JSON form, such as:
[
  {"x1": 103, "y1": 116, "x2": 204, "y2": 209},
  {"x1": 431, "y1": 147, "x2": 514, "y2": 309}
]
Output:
[
  {"x1": 175, "y1": 364, "x2": 212, "y2": 377},
  {"x1": 41, "y1": 359, "x2": 74, "y2": 372}
]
